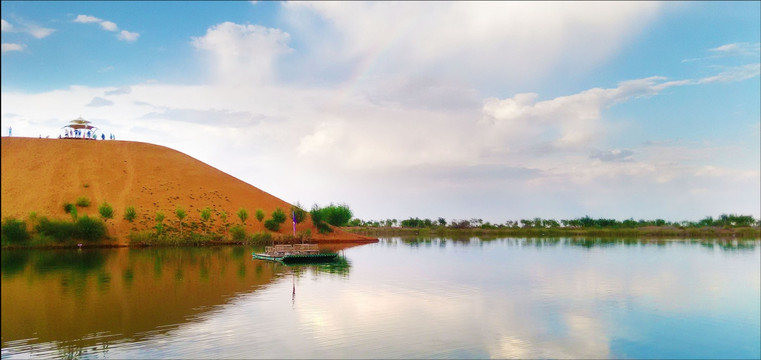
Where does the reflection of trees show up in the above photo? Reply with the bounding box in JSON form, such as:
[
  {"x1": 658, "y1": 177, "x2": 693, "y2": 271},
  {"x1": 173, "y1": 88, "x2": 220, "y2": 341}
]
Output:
[
  {"x1": 383, "y1": 236, "x2": 758, "y2": 251},
  {"x1": 282, "y1": 256, "x2": 352, "y2": 277},
  {"x1": 33, "y1": 250, "x2": 108, "y2": 275},
  {"x1": 1, "y1": 250, "x2": 30, "y2": 277}
]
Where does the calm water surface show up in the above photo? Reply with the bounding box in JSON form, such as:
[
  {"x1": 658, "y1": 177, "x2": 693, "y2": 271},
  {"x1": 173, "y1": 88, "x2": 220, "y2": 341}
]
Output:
[{"x1": 2, "y1": 237, "x2": 759, "y2": 359}]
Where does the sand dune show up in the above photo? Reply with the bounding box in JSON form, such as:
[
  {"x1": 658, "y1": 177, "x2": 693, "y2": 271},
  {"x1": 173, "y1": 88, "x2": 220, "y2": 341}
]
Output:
[{"x1": 1, "y1": 137, "x2": 375, "y2": 245}]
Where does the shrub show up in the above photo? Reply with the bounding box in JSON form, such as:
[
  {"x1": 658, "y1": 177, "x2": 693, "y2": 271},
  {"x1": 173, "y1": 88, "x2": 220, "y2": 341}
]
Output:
[
  {"x1": 324, "y1": 204, "x2": 353, "y2": 226},
  {"x1": 264, "y1": 208, "x2": 287, "y2": 232},
  {"x1": 175, "y1": 207, "x2": 187, "y2": 236},
  {"x1": 231, "y1": 225, "x2": 247, "y2": 242},
  {"x1": 76, "y1": 197, "x2": 90, "y2": 207},
  {"x1": 255, "y1": 209, "x2": 265, "y2": 223},
  {"x1": 128, "y1": 230, "x2": 155, "y2": 246},
  {"x1": 124, "y1": 206, "x2": 137, "y2": 222},
  {"x1": 200, "y1": 207, "x2": 212, "y2": 232},
  {"x1": 63, "y1": 203, "x2": 75, "y2": 214},
  {"x1": 310, "y1": 205, "x2": 333, "y2": 234},
  {"x1": 2, "y1": 218, "x2": 30, "y2": 244},
  {"x1": 291, "y1": 204, "x2": 307, "y2": 224},
  {"x1": 264, "y1": 219, "x2": 280, "y2": 232},
  {"x1": 272, "y1": 208, "x2": 287, "y2": 223},
  {"x1": 237, "y1": 208, "x2": 249, "y2": 225},
  {"x1": 75, "y1": 215, "x2": 107, "y2": 242},
  {"x1": 251, "y1": 231, "x2": 273, "y2": 245},
  {"x1": 312, "y1": 203, "x2": 353, "y2": 227},
  {"x1": 99, "y1": 202, "x2": 114, "y2": 222},
  {"x1": 35, "y1": 217, "x2": 76, "y2": 243}
]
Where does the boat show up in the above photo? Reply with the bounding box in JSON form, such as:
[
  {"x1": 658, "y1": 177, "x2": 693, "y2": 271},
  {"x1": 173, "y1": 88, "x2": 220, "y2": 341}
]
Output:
[{"x1": 252, "y1": 244, "x2": 339, "y2": 264}]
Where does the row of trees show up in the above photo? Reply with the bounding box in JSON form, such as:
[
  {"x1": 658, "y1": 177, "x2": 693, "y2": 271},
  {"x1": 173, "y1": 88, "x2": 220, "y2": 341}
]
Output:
[{"x1": 348, "y1": 214, "x2": 761, "y2": 229}]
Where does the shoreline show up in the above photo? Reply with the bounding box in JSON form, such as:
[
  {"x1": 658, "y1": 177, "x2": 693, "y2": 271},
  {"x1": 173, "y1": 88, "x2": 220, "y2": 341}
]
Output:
[{"x1": 344, "y1": 226, "x2": 761, "y2": 239}]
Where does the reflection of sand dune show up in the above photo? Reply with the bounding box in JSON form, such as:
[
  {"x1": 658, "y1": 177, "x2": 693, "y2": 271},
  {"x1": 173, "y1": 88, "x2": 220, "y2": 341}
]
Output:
[
  {"x1": 0, "y1": 248, "x2": 279, "y2": 349},
  {"x1": 0, "y1": 138, "x2": 375, "y2": 244}
]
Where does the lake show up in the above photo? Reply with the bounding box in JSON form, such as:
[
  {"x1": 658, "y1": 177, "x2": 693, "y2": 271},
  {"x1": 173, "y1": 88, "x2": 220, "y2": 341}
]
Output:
[{"x1": 2, "y1": 237, "x2": 759, "y2": 359}]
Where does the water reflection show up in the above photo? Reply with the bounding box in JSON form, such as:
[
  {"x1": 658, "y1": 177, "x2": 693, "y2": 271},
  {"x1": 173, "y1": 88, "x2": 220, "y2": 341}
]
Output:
[
  {"x1": 378, "y1": 236, "x2": 758, "y2": 252},
  {"x1": 1, "y1": 247, "x2": 282, "y2": 356},
  {"x1": 2, "y1": 237, "x2": 759, "y2": 359}
]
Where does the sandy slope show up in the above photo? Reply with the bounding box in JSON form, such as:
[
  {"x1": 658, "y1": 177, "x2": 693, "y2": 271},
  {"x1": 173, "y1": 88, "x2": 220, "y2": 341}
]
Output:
[{"x1": 1, "y1": 137, "x2": 375, "y2": 245}]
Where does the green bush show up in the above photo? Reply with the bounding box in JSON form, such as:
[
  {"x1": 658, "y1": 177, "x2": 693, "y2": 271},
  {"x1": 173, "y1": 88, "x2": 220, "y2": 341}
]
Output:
[
  {"x1": 128, "y1": 230, "x2": 155, "y2": 246},
  {"x1": 321, "y1": 204, "x2": 353, "y2": 226},
  {"x1": 2, "y1": 218, "x2": 30, "y2": 244},
  {"x1": 272, "y1": 208, "x2": 287, "y2": 223},
  {"x1": 76, "y1": 197, "x2": 90, "y2": 207},
  {"x1": 251, "y1": 231, "x2": 273, "y2": 245},
  {"x1": 264, "y1": 219, "x2": 281, "y2": 232},
  {"x1": 231, "y1": 225, "x2": 247, "y2": 242},
  {"x1": 255, "y1": 209, "x2": 265, "y2": 223},
  {"x1": 35, "y1": 217, "x2": 76, "y2": 243},
  {"x1": 291, "y1": 204, "x2": 307, "y2": 224},
  {"x1": 237, "y1": 208, "x2": 249, "y2": 225},
  {"x1": 124, "y1": 206, "x2": 137, "y2": 222},
  {"x1": 99, "y1": 202, "x2": 114, "y2": 222},
  {"x1": 63, "y1": 203, "x2": 75, "y2": 214},
  {"x1": 74, "y1": 215, "x2": 107, "y2": 242},
  {"x1": 310, "y1": 204, "x2": 334, "y2": 233}
]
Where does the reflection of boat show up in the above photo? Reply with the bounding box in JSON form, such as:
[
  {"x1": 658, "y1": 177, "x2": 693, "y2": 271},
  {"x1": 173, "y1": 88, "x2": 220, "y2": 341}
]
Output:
[{"x1": 252, "y1": 244, "x2": 338, "y2": 264}]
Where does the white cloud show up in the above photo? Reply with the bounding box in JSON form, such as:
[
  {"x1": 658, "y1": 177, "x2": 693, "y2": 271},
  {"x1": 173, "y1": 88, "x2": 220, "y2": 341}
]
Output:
[
  {"x1": 282, "y1": 2, "x2": 661, "y2": 91},
  {"x1": 73, "y1": 14, "x2": 102, "y2": 24},
  {"x1": 481, "y1": 77, "x2": 672, "y2": 150},
  {"x1": 118, "y1": 30, "x2": 139, "y2": 42},
  {"x1": 191, "y1": 22, "x2": 292, "y2": 85},
  {"x1": 709, "y1": 42, "x2": 760, "y2": 55},
  {"x1": 2, "y1": 18, "x2": 54, "y2": 38},
  {"x1": 26, "y1": 25, "x2": 55, "y2": 39},
  {"x1": 1, "y1": 19, "x2": 13, "y2": 32},
  {"x1": 2, "y1": 8, "x2": 759, "y2": 222},
  {"x1": 86, "y1": 96, "x2": 114, "y2": 107},
  {"x1": 1, "y1": 43, "x2": 24, "y2": 53},
  {"x1": 697, "y1": 63, "x2": 761, "y2": 84},
  {"x1": 100, "y1": 20, "x2": 118, "y2": 32},
  {"x1": 73, "y1": 14, "x2": 140, "y2": 42}
]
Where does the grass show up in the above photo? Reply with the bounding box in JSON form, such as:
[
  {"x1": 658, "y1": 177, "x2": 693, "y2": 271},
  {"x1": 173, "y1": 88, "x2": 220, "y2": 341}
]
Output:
[{"x1": 76, "y1": 197, "x2": 90, "y2": 207}]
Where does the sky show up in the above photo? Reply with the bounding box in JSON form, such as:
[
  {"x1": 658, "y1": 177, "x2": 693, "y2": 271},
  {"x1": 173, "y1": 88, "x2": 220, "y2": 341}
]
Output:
[{"x1": 1, "y1": 1, "x2": 759, "y2": 224}]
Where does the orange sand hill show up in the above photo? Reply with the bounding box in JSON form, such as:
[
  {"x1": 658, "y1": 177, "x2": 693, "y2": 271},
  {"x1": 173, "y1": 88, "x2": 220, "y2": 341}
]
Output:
[{"x1": 1, "y1": 137, "x2": 376, "y2": 245}]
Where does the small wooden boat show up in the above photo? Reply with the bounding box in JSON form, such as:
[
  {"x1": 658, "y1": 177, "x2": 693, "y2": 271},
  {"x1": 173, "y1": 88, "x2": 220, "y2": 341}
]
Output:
[{"x1": 252, "y1": 244, "x2": 338, "y2": 264}]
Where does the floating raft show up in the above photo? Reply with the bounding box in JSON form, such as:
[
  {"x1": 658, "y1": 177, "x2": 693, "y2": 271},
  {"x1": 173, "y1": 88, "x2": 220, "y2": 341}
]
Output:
[
  {"x1": 252, "y1": 244, "x2": 338, "y2": 263},
  {"x1": 252, "y1": 252, "x2": 338, "y2": 263}
]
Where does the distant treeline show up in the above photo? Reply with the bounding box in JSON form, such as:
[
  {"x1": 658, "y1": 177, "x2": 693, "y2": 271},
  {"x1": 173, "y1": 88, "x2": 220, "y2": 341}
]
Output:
[{"x1": 348, "y1": 214, "x2": 760, "y2": 229}]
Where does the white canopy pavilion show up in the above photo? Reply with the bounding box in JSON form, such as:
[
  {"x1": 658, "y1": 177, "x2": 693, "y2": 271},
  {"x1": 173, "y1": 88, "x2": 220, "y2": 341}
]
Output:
[{"x1": 62, "y1": 117, "x2": 99, "y2": 139}]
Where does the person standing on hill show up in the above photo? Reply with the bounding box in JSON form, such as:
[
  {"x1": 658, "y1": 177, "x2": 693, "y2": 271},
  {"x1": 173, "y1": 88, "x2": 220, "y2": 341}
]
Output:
[{"x1": 8, "y1": 126, "x2": 11, "y2": 137}]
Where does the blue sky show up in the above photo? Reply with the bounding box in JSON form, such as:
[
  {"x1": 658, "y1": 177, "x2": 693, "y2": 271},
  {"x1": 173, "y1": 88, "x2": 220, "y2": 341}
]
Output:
[{"x1": 2, "y1": 1, "x2": 759, "y2": 223}]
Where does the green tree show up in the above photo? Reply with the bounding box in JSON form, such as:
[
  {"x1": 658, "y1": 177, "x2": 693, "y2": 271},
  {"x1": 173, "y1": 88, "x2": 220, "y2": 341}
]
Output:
[
  {"x1": 155, "y1": 211, "x2": 165, "y2": 235},
  {"x1": 1, "y1": 218, "x2": 29, "y2": 244},
  {"x1": 316, "y1": 203, "x2": 353, "y2": 227},
  {"x1": 124, "y1": 206, "x2": 137, "y2": 222},
  {"x1": 219, "y1": 211, "x2": 229, "y2": 237},
  {"x1": 238, "y1": 208, "x2": 249, "y2": 225},
  {"x1": 98, "y1": 201, "x2": 114, "y2": 223},
  {"x1": 175, "y1": 207, "x2": 187, "y2": 236},
  {"x1": 200, "y1": 207, "x2": 212, "y2": 233},
  {"x1": 255, "y1": 209, "x2": 264, "y2": 224},
  {"x1": 291, "y1": 204, "x2": 307, "y2": 224}
]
